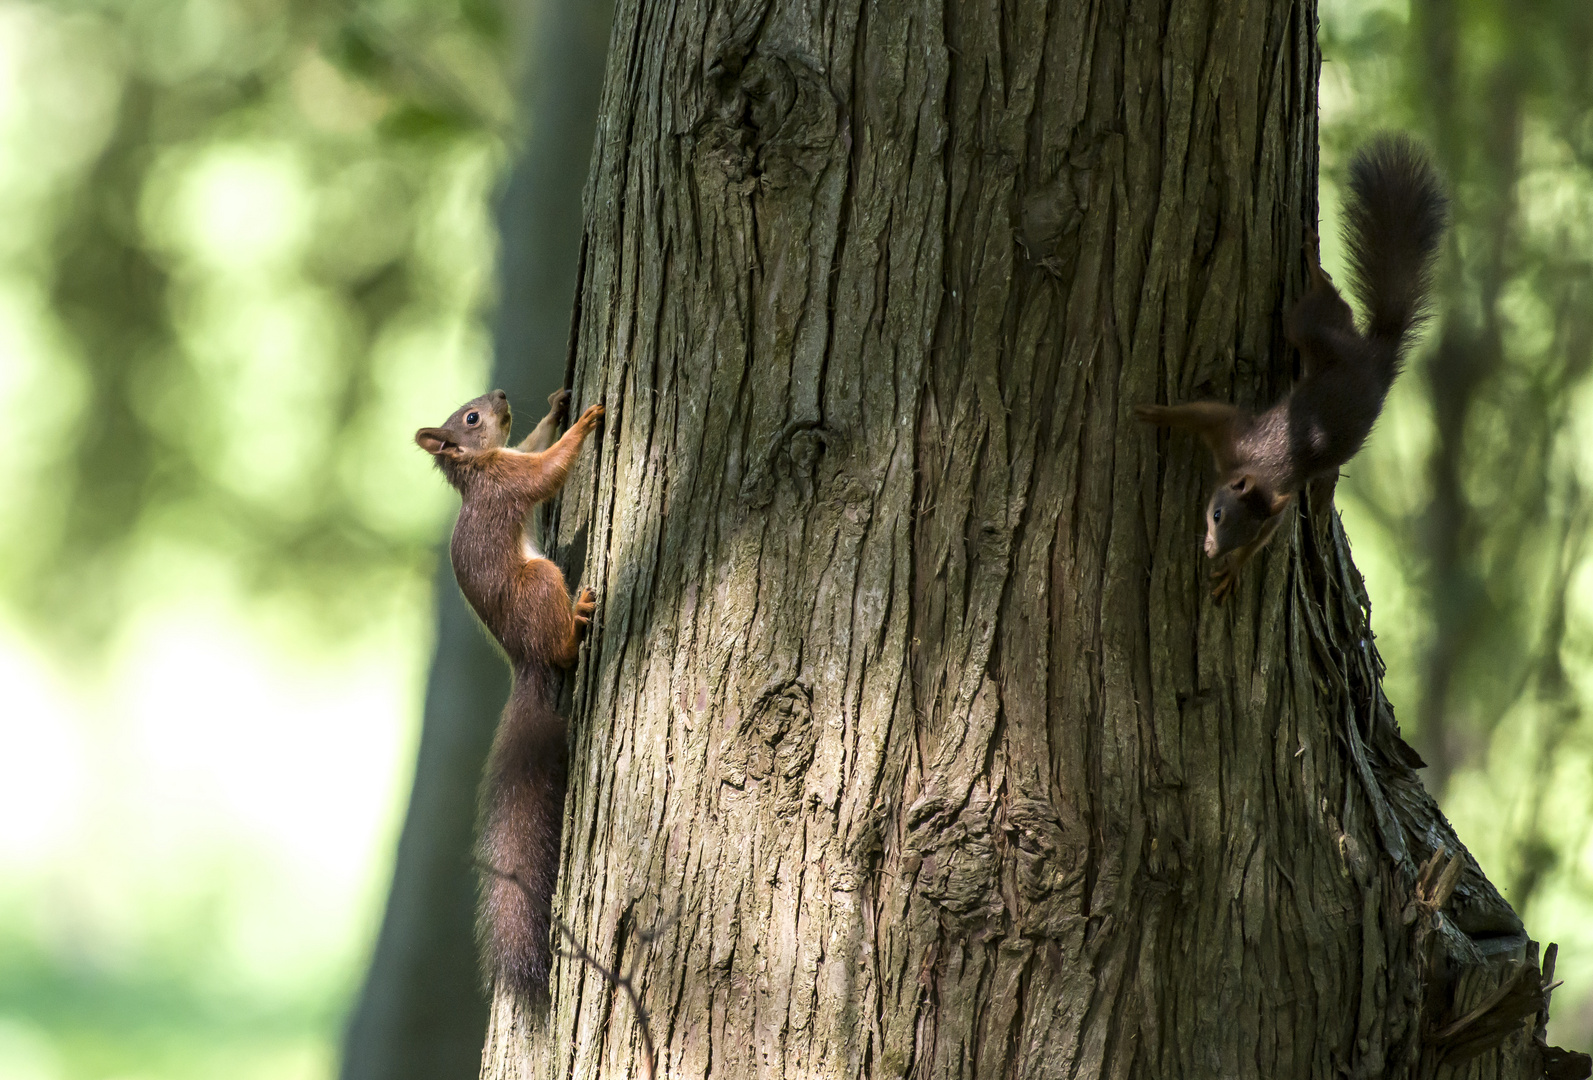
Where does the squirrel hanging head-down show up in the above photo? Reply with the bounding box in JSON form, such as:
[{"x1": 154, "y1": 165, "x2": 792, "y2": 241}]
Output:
[
  {"x1": 1138, "y1": 134, "x2": 1448, "y2": 601},
  {"x1": 416, "y1": 387, "x2": 605, "y2": 998}
]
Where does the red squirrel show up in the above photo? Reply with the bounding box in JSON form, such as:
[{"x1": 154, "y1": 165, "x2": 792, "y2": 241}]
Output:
[
  {"x1": 1138, "y1": 135, "x2": 1447, "y2": 600},
  {"x1": 415, "y1": 387, "x2": 605, "y2": 997}
]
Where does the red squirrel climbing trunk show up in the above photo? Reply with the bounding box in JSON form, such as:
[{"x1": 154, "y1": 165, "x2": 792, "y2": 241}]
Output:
[{"x1": 416, "y1": 389, "x2": 602, "y2": 997}]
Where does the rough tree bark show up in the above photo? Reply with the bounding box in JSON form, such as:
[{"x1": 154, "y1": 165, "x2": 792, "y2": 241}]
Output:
[{"x1": 483, "y1": 0, "x2": 1585, "y2": 1077}]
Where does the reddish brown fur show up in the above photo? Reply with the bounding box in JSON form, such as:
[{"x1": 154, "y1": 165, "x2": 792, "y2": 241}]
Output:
[
  {"x1": 1137, "y1": 135, "x2": 1447, "y2": 601},
  {"x1": 415, "y1": 387, "x2": 604, "y2": 997}
]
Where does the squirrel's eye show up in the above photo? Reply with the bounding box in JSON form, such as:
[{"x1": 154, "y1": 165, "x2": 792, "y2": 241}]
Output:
[
  {"x1": 466, "y1": 411, "x2": 480, "y2": 425},
  {"x1": 1213, "y1": 508, "x2": 1223, "y2": 523}
]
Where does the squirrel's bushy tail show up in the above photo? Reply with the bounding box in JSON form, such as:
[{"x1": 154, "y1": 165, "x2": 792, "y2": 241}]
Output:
[
  {"x1": 1343, "y1": 133, "x2": 1448, "y2": 350},
  {"x1": 478, "y1": 668, "x2": 567, "y2": 999}
]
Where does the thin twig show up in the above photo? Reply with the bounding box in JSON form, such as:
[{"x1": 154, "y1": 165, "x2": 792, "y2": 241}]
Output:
[{"x1": 552, "y1": 916, "x2": 658, "y2": 1080}]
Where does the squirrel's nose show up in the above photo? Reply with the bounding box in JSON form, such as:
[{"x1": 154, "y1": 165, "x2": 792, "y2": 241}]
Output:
[{"x1": 490, "y1": 389, "x2": 507, "y2": 402}]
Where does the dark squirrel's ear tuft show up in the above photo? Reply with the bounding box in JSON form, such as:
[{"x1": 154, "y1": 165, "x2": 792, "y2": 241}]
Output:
[
  {"x1": 416, "y1": 427, "x2": 458, "y2": 457},
  {"x1": 1239, "y1": 482, "x2": 1291, "y2": 519},
  {"x1": 1231, "y1": 475, "x2": 1254, "y2": 494}
]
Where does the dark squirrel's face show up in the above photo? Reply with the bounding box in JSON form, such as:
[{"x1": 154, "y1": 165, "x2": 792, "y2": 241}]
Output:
[
  {"x1": 415, "y1": 390, "x2": 513, "y2": 461},
  {"x1": 1204, "y1": 475, "x2": 1284, "y2": 558}
]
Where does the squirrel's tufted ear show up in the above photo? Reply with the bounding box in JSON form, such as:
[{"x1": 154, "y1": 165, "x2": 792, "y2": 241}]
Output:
[
  {"x1": 416, "y1": 427, "x2": 463, "y2": 458},
  {"x1": 1233, "y1": 475, "x2": 1292, "y2": 519}
]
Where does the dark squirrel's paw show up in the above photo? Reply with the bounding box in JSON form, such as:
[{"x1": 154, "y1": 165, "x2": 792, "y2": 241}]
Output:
[
  {"x1": 1305, "y1": 230, "x2": 1332, "y2": 285},
  {"x1": 1209, "y1": 566, "x2": 1238, "y2": 604},
  {"x1": 547, "y1": 388, "x2": 572, "y2": 424}
]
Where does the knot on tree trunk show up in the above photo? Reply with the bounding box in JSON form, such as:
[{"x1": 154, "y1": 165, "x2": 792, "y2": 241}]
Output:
[
  {"x1": 697, "y1": 29, "x2": 839, "y2": 186},
  {"x1": 719, "y1": 679, "x2": 816, "y2": 816}
]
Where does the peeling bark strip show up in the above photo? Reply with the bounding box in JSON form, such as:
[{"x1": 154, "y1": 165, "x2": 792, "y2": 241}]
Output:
[{"x1": 482, "y1": 1, "x2": 1585, "y2": 1078}]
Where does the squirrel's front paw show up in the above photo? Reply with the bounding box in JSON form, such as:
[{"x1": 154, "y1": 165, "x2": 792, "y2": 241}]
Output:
[
  {"x1": 547, "y1": 388, "x2": 572, "y2": 423},
  {"x1": 578, "y1": 404, "x2": 606, "y2": 430},
  {"x1": 1209, "y1": 565, "x2": 1238, "y2": 604},
  {"x1": 1134, "y1": 404, "x2": 1170, "y2": 425}
]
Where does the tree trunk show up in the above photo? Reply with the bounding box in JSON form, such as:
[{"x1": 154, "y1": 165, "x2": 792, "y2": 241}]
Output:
[
  {"x1": 339, "y1": 1, "x2": 612, "y2": 1076},
  {"x1": 342, "y1": 585, "x2": 505, "y2": 1080},
  {"x1": 483, "y1": 1, "x2": 1582, "y2": 1077}
]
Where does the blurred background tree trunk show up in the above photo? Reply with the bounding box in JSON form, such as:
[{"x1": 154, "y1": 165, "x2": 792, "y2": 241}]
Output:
[
  {"x1": 1395, "y1": 1, "x2": 1593, "y2": 877},
  {"x1": 338, "y1": 1, "x2": 613, "y2": 1077},
  {"x1": 476, "y1": 0, "x2": 1582, "y2": 1077}
]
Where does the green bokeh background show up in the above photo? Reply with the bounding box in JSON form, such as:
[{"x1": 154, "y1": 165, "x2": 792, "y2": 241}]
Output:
[
  {"x1": 0, "y1": 0, "x2": 1588, "y2": 1076},
  {"x1": 0, "y1": 1, "x2": 508, "y2": 1076}
]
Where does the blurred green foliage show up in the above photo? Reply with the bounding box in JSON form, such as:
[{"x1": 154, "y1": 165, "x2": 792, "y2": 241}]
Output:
[
  {"x1": 4, "y1": 0, "x2": 1593, "y2": 1074},
  {"x1": 0, "y1": 0, "x2": 511, "y2": 655},
  {"x1": 0, "y1": 0, "x2": 513, "y2": 1077},
  {"x1": 1322, "y1": 0, "x2": 1593, "y2": 1047}
]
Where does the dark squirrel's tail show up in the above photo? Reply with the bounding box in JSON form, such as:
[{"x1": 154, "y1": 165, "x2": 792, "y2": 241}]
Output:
[
  {"x1": 1342, "y1": 134, "x2": 1448, "y2": 351},
  {"x1": 478, "y1": 666, "x2": 568, "y2": 999}
]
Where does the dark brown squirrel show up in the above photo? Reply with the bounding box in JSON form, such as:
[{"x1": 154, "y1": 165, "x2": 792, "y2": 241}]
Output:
[
  {"x1": 1137, "y1": 135, "x2": 1448, "y2": 601},
  {"x1": 415, "y1": 387, "x2": 605, "y2": 997}
]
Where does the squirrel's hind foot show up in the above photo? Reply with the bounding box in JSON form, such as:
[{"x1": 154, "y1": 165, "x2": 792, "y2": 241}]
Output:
[
  {"x1": 1305, "y1": 229, "x2": 1336, "y2": 290},
  {"x1": 573, "y1": 587, "x2": 597, "y2": 634}
]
